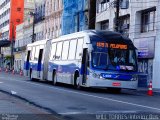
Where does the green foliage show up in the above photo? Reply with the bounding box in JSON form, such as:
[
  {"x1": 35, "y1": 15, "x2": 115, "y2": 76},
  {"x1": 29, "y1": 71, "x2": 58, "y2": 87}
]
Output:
[{"x1": 5, "y1": 55, "x2": 11, "y2": 60}]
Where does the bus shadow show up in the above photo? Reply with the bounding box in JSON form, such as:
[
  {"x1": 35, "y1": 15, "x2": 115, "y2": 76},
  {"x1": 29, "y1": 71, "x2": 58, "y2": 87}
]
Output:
[{"x1": 28, "y1": 79, "x2": 140, "y2": 96}]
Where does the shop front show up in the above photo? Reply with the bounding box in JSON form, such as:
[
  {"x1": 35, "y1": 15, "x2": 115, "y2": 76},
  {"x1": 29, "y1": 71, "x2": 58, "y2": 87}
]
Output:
[{"x1": 134, "y1": 37, "x2": 155, "y2": 88}]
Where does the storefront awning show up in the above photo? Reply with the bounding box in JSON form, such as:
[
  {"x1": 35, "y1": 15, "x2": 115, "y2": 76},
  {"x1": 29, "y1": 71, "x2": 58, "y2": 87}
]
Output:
[{"x1": 0, "y1": 39, "x2": 11, "y2": 47}]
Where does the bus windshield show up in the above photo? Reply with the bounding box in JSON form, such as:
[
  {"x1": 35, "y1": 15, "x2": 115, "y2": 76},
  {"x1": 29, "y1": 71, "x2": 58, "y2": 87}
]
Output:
[
  {"x1": 108, "y1": 48, "x2": 137, "y2": 71},
  {"x1": 92, "y1": 49, "x2": 137, "y2": 71},
  {"x1": 92, "y1": 52, "x2": 109, "y2": 70}
]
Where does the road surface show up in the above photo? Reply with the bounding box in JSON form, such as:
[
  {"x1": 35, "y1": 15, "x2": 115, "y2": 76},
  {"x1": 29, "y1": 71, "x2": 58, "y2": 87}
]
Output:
[{"x1": 0, "y1": 72, "x2": 160, "y2": 120}]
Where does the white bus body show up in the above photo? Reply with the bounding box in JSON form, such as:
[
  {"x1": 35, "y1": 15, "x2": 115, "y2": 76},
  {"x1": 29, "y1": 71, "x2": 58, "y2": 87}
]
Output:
[{"x1": 24, "y1": 30, "x2": 138, "y2": 89}]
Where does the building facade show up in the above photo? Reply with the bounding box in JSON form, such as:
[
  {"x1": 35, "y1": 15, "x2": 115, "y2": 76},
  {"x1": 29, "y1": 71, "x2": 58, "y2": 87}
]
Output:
[
  {"x1": 34, "y1": 0, "x2": 45, "y2": 41},
  {"x1": 61, "y1": 0, "x2": 96, "y2": 35},
  {"x1": 96, "y1": 0, "x2": 160, "y2": 89},
  {"x1": 44, "y1": 0, "x2": 63, "y2": 39},
  {"x1": 14, "y1": 0, "x2": 34, "y2": 72},
  {"x1": 0, "y1": 0, "x2": 24, "y2": 68}
]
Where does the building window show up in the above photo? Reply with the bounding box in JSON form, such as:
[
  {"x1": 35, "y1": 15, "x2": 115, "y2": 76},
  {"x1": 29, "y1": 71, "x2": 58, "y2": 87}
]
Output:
[
  {"x1": 17, "y1": 8, "x2": 21, "y2": 11},
  {"x1": 100, "y1": 20, "x2": 109, "y2": 30},
  {"x1": 97, "y1": 0, "x2": 109, "y2": 13},
  {"x1": 141, "y1": 8, "x2": 156, "y2": 33},
  {"x1": 119, "y1": 15, "x2": 130, "y2": 37},
  {"x1": 16, "y1": 19, "x2": 20, "y2": 23}
]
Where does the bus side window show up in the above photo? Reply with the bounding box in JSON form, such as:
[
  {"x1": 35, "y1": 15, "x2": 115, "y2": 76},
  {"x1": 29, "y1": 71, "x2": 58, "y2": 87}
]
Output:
[
  {"x1": 76, "y1": 38, "x2": 84, "y2": 59},
  {"x1": 34, "y1": 46, "x2": 40, "y2": 61},
  {"x1": 26, "y1": 51, "x2": 30, "y2": 62},
  {"x1": 68, "y1": 40, "x2": 77, "y2": 60},
  {"x1": 50, "y1": 43, "x2": 57, "y2": 60},
  {"x1": 62, "y1": 41, "x2": 69, "y2": 60},
  {"x1": 56, "y1": 42, "x2": 63, "y2": 60},
  {"x1": 31, "y1": 47, "x2": 36, "y2": 60}
]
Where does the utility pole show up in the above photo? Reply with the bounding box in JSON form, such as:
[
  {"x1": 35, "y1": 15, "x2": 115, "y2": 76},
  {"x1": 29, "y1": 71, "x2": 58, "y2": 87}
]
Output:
[
  {"x1": 11, "y1": 22, "x2": 14, "y2": 70},
  {"x1": 115, "y1": 0, "x2": 120, "y2": 32},
  {"x1": 32, "y1": 13, "x2": 35, "y2": 43},
  {"x1": 29, "y1": 12, "x2": 36, "y2": 43}
]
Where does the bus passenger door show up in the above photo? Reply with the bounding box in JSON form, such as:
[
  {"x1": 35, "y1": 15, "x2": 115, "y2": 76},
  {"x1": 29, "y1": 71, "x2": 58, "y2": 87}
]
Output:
[
  {"x1": 81, "y1": 48, "x2": 88, "y2": 85},
  {"x1": 25, "y1": 50, "x2": 30, "y2": 76},
  {"x1": 37, "y1": 49, "x2": 43, "y2": 78}
]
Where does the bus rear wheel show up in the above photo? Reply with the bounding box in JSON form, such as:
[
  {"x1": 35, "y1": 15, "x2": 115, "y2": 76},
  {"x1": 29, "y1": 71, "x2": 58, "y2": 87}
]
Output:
[
  {"x1": 52, "y1": 71, "x2": 57, "y2": 85},
  {"x1": 74, "y1": 74, "x2": 81, "y2": 89},
  {"x1": 30, "y1": 70, "x2": 33, "y2": 81},
  {"x1": 30, "y1": 70, "x2": 36, "y2": 81}
]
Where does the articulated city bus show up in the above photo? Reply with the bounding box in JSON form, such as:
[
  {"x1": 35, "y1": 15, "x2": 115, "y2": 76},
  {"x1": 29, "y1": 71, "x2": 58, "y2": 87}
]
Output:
[{"x1": 24, "y1": 30, "x2": 138, "y2": 91}]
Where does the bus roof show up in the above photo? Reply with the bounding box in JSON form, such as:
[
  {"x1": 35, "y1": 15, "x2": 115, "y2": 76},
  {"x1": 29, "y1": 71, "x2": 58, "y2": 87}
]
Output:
[
  {"x1": 27, "y1": 39, "x2": 48, "y2": 47},
  {"x1": 51, "y1": 30, "x2": 133, "y2": 42},
  {"x1": 86, "y1": 30, "x2": 136, "y2": 49},
  {"x1": 28, "y1": 30, "x2": 135, "y2": 49}
]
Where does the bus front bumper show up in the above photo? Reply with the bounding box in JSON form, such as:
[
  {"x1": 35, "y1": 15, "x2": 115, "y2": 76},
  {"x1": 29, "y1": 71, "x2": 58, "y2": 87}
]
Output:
[{"x1": 86, "y1": 77, "x2": 138, "y2": 89}]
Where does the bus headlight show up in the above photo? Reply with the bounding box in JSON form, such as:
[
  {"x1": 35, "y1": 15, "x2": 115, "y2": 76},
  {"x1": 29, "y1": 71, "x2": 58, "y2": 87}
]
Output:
[{"x1": 92, "y1": 73, "x2": 100, "y2": 79}]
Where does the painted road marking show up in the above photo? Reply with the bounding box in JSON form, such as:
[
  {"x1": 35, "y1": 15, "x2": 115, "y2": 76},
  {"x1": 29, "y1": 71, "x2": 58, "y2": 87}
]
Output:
[
  {"x1": 60, "y1": 110, "x2": 138, "y2": 115},
  {"x1": 2, "y1": 78, "x2": 160, "y2": 112}
]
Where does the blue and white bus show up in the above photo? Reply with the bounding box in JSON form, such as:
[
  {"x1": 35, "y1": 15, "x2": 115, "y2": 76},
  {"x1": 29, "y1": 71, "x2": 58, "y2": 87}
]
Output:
[{"x1": 24, "y1": 30, "x2": 138, "y2": 91}]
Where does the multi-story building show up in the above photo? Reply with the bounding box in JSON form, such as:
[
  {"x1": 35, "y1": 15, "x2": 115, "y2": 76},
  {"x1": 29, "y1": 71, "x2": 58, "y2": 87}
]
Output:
[
  {"x1": 44, "y1": 0, "x2": 63, "y2": 39},
  {"x1": 34, "y1": 0, "x2": 45, "y2": 41},
  {"x1": 14, "y1": 0, "x2": 46, "y2": 71},
  {"x1": 0, "y1": 0, "x2": 24, "y2": 68},
  {"x1": 14, "y1": 0, "x2": 34, "y2": 72},
  {"x1": 96, "y1": 0, "x2": 160, "y2": 89},
  {"x1": 62, "y1": 0, "x2": 96, "y2": 35}
]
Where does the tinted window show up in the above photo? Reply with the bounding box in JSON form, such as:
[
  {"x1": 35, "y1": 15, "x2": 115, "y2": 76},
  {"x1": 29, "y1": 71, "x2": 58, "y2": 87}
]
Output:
[{"x1": 92, "y1": 52, "x2": 108, "y2": 69}]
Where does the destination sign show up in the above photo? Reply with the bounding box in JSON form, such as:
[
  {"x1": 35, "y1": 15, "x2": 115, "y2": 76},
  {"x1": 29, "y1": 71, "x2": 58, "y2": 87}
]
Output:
[{"x1": 96, "y1": 42, "x2": 128, "y2": 49}]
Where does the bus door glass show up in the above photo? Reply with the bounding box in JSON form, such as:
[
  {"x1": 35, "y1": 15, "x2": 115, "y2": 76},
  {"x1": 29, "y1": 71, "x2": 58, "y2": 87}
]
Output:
[
  {"x1": 82, "y1": 48, "x2": 88, "y2": 85},
  {"x1": 38, "y1": 49, "x2": 43, "y2": 77},
  {"x1": 26, "y1": 50, "x2": 31, "y2": 76}
]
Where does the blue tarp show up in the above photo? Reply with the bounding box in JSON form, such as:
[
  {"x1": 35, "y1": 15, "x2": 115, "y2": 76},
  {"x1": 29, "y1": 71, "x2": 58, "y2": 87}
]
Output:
[{"x1": 62, "y1": 0, "x2": 87, "y2": 35}]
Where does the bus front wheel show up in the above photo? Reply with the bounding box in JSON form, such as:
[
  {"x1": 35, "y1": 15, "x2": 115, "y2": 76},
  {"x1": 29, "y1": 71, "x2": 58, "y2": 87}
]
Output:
[{"x1": 107, "y1": 88, "x2": 121, "y2": 93}]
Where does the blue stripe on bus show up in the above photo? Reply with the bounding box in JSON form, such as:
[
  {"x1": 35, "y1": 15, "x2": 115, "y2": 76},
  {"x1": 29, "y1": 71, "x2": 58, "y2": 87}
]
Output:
[
  {"x1": 24, "y1": 61, "x2": 30, "y2": 70},
  {"x1": 100, "y1": 73, "x2": 133, "y2": 81},
  {"x1": 24, "y1": 61, "x2": 44, "y2": 71},
  {"x1": 48, "y1": 62, "x2": 81, "y2": 74}
]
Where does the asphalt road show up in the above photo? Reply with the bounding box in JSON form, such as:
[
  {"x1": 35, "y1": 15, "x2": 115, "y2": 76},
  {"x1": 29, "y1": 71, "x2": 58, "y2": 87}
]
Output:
[
  {"x1": 0, "y1": 91, "x2": 60, "y2": 120},
  {"x1": 0, "y1": 72, "x2": 160, "y2": 120}
]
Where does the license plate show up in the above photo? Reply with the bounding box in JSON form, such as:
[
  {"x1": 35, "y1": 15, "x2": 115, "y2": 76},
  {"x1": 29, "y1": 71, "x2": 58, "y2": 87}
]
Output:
[{"x1": 112, "y1": 82, "x2": 121, "y2": 87}]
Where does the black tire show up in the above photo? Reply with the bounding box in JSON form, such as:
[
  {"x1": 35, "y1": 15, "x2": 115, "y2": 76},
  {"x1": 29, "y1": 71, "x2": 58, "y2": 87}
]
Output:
[
  {"x1": 52, "y1": 71, "x2": 57, "y2": 85},
  {"x1": 30, "y1": 70, "x2": 33, "y2": 81},
  {"x1": 74, "y1": 74, "x2": 81, "y2": 89},
  {"x1": 107, "y1": 88, "x2": 121, "y2": 93}
]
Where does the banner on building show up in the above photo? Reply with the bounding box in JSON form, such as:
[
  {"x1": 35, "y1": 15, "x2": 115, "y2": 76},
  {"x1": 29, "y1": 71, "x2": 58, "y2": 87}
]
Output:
[{"x1": 134, "y1": 37, "x2": 155, "y2": 59}]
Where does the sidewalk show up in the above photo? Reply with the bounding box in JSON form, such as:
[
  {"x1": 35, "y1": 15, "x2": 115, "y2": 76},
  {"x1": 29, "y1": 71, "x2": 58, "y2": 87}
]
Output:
[{"x1": 137, "y1": 87, "x2": 160, "y2": 94}]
